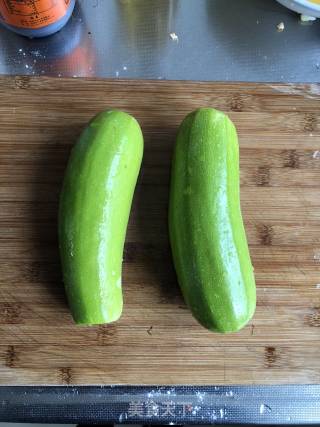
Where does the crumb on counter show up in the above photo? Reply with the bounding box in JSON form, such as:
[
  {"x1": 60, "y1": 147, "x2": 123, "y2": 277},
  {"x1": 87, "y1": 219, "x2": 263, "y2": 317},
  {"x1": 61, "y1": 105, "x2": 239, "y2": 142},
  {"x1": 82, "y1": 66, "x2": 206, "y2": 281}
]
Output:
[
  {"x1": 169, "y1": 32, "x2": 179, "y2": 42},
  {"x1": 277, "y1": 22, "x2": 285, "y2": 32}
]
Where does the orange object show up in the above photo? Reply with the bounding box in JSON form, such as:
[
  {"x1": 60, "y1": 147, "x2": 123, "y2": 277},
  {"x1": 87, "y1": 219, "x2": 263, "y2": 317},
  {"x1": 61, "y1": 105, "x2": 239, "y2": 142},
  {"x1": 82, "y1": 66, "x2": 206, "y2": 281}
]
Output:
[{"x1": 0, "y1": 0, "x2": 72, "y2": 29}]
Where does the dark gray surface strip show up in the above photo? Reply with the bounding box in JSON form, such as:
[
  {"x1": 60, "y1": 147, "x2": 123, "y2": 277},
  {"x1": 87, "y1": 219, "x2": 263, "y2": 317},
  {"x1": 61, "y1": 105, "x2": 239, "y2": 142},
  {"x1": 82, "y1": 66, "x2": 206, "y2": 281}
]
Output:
[{"x1": 1, "y1": 386, "x2": 320, "y2": 424}]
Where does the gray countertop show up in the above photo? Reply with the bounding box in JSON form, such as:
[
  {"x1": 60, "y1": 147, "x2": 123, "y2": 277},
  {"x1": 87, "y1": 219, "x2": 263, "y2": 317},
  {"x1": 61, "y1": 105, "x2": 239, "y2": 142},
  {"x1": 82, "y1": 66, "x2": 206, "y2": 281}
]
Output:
[
  {"x1": 1, "y1": 385, "x2": 320, "y2": 424},
  {"x1": 0, "y1": 0, "x2": 320, "y2": 82},
  {"x1": 1, "y1": 2, "x2": 320, "y2": 424}
]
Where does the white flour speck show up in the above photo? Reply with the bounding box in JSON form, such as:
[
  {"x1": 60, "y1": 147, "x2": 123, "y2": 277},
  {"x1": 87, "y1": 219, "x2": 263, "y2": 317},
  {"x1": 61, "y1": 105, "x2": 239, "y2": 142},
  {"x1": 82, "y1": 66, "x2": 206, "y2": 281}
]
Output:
[
  {"x1": 196, "y1": 391, "x2": 205, "y2": 401},
  {"x1": 169, "y1": 32, "x2": 179, "y2": 42},
  {"x1": 260, "y1": 403, "x2": 272, "y2": 414},
  {"x1": 31, "y1": 50, "x2": 42, "y2": 57}
]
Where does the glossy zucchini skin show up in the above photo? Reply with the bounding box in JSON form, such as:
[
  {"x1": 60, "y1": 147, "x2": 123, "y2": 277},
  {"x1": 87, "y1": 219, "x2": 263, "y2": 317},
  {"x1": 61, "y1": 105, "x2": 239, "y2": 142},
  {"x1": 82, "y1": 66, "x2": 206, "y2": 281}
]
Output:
[
  {"x1": 169, "y1": 108, "x2": 256, "y2": 333},
  {"x1": 59, "y1": 110, "x2": 143, "y2": 325}
]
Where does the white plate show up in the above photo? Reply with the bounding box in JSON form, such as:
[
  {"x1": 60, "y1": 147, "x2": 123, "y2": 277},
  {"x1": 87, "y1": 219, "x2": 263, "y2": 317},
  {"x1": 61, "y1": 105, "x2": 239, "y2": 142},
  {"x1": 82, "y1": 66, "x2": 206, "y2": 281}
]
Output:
[{"x1": 277, "y1": 0, "x2": 320, "y2": 17}]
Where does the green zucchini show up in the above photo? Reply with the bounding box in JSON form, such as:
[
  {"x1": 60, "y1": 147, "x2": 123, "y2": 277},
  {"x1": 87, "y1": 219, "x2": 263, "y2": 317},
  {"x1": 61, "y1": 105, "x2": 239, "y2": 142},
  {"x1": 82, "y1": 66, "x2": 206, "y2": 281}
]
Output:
[
  {"x1": 168, "y1": 108, "x2": 256, "y2": 333},
  {"x1": 59, "y1": 110, "x2": 143, "y2": 325}
]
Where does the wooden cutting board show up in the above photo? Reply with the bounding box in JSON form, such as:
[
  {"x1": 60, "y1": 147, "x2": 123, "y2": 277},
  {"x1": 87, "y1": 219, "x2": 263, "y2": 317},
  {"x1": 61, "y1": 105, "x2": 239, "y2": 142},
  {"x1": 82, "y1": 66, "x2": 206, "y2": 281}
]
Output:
[{"x1": 0, "y1": 77, "x2": 319, "y2": 385}]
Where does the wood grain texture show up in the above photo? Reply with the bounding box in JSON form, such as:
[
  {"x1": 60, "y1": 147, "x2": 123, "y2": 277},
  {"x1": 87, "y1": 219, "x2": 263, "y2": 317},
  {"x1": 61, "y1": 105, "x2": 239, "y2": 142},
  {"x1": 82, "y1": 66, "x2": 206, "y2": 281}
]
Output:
[{"x1": 0, "y1": 76, "x2": 319, "y2": 385}]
